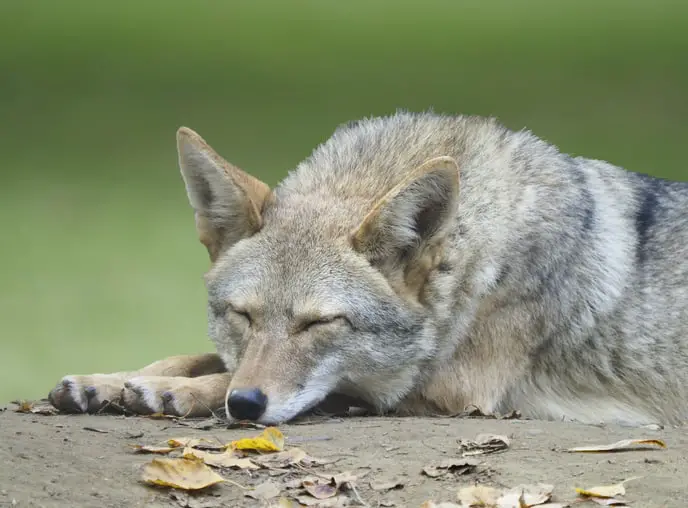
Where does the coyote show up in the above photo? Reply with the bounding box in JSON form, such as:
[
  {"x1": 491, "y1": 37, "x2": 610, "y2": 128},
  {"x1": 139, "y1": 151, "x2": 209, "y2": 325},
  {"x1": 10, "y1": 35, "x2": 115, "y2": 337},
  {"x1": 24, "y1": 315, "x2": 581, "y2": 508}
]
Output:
[{"x1": 49, "y1": 112, "x2": 688, "y2": 426}]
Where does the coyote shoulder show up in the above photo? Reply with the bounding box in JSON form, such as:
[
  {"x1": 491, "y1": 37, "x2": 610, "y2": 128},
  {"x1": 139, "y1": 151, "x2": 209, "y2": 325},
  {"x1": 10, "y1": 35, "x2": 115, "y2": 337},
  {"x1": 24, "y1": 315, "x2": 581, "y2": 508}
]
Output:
[{"x1": 49, "y1": 112, "x2": 688, "y2": 426}]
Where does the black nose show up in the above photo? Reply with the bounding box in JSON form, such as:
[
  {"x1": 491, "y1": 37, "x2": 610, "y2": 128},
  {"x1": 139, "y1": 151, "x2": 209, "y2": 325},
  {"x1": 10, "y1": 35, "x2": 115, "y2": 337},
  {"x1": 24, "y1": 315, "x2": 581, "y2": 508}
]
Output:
[{"x1": 226, "y1": 388, "x2": 268, "y2": 421}]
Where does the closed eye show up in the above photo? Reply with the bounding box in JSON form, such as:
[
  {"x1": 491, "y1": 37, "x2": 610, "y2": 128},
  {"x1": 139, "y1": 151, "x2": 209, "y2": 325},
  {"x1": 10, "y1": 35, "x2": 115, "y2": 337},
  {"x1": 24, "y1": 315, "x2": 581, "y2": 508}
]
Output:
[
  {"x1": 228, "y1": 306, "x2": 252, "y2": 325},
  {"x1": 300, "y1": 315, "x2": 349, "y2": 332}
]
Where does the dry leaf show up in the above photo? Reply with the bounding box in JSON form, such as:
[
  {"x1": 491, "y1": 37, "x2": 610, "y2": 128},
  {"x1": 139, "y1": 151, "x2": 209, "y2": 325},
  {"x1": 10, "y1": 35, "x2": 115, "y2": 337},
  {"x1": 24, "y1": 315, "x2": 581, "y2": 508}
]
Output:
[
  {"x1": 252, "y1": 448, "x2": 307, "y2": 468},
  {"x1": 182, "y1": 447, "x2": 259, "y2": 470},
  {"x1": 329, "y1": 471, "x2": 357, "y2": 489},
  {"x1": 230, "y1": 427, "x2": 285, "y2": 452},
  {"x1": 497, "y1": 484, "x2": 554, "y2": 507},
  {"x1": 14, "y1": 400, "x2": 57, "y2": 415},
  {"x1": 302, "y1": 480, "x2": 338, "y2": 500},
  {"x1": 457, "y1": 485, "x2": 501, "y2": 506},
  {"x1": 148, "y1": 412, "x2": 179, "y2": 420},
  {"x1": 370, "y1": 478, "x2": 405, "y2": 491},
  {"x1": 133, "y1": 445, "x2": 176, "y2": 455},
  {"x1": 169, "y1": 491, "x2": 224, "y2": 508},
  {"x1": 422, "y1": 458, "x2": 478, "y2": 478},
  {"x1": 168, "y1": 437, "x2": 224, "y2": 450},
  {"x1": 459, "y1": 434, "x2": 510, "y2": 456},
  {"x1": 294, "y1": 495, "x2": 350, "y2": 507},
  {"x1": 245, "y1": 480, "x2": 281, "y2": 501},
  {"x1": 588, "y1": 498, "x2": 627, "y2": 506},
  {"x1": 575, "y1": 477, "x2": 640, "y2": 499},
  {"x1": 567, "y1": 438, "x2": 666, "y2": 453},
  {"x1": 141, "y1": 457, "x2": 224, "y2": 490}
]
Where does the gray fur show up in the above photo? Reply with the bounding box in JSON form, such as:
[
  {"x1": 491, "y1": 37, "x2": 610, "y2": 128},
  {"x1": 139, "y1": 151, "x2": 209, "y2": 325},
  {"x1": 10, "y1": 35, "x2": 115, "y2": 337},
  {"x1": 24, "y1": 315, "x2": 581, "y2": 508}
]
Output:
[{"x1": 49, "y1": 111, "x2": 688, "y2": 426}]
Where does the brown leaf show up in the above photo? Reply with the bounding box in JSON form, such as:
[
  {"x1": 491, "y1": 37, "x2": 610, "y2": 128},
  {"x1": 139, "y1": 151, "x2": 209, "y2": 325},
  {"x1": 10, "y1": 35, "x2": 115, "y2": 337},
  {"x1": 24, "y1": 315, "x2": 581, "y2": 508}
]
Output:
[
  {"x1": 422, "y1": 458, "x2": 478, "y2": 478},
  {"x1": 133, "y1": 445, "x2": 176, "y2": 455},
  {"x1": 589, "y1": 498, "x2": 627, "y2": 506},
  {"x1": 369, "y1": 478, "x2": 405, "y2": 491},
  {"x1": 245, "y1": 480, "x2": 281, "y2": 501},
  {"x1": 14, "y1": 400, "x2": 57, "y2": 415},
  {"x1": 457, "y1": 485, "x2": 502, "y2": 506},
  {"x1": 294, "y1": 495, "x2": 350, "y2": 506},
  {"x1": 329, "y1": 471, "x2": 357, "y2": 489},
  {"x1": 82, "y1": 427, "x2": 108, "y2": 433},
  {"x1": 251, "y1": 448, "x2": 307, "y2": 468},
  {"x1": 141, "y1": 457, "x2": 225, "y2": 491},
  {"x1": 459, "y1": 434, "x2": 510, "y2": 456},
  {"x1": 302, "y1": 480, "x2": 338, "y2": 499},
  {"x1": 496, "y1": 484, "x2": 554, "y2": 507},
  {"x1": 567, "y1": 439, "x2": 666, "y2": 453},
  {"x1": 168, "y1": 437, "x2": 225, "y2": 451},
  {"x1": 182, "y1": 447, "x2": 259, "y2": 470}
]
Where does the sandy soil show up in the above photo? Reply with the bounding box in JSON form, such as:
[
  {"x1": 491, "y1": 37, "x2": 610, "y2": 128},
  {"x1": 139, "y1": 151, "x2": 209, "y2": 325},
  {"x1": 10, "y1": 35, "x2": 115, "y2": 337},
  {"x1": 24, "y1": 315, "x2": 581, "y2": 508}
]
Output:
[{"x1": 1, "y1": 401, "x2": 686, "y2": 508}]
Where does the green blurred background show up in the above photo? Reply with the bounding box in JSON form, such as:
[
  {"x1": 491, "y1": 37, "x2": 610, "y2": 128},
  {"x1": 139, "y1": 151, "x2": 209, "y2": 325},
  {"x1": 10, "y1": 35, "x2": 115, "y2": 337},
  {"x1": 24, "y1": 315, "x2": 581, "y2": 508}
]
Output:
[{"x1": 1, "y1": 1, "x2": 687, "y2": 402}]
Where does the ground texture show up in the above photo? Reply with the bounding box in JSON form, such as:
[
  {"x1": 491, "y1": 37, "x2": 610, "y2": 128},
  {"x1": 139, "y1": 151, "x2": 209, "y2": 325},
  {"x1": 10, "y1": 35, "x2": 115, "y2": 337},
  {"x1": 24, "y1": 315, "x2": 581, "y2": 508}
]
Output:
[{"x1": 1, "y1": 402, "x2": 687, "y2": 508}]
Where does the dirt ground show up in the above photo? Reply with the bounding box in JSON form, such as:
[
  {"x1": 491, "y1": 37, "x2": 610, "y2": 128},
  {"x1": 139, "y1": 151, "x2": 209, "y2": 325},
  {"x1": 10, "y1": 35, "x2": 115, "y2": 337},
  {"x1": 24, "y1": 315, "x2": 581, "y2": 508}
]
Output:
[{"x1": 1, "y1": 401, "x2": 687, "y2": 508}]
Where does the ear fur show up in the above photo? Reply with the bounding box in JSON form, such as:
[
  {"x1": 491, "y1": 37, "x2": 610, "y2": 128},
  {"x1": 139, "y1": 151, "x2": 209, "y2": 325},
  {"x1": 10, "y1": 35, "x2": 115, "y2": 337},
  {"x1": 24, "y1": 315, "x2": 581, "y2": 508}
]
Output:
[
  {"x1": 176, "y1": 127, "x2": 271, "y2": 261},
  {"x1": 351, "y1": 156, "x2": 460, "y2": 266}
]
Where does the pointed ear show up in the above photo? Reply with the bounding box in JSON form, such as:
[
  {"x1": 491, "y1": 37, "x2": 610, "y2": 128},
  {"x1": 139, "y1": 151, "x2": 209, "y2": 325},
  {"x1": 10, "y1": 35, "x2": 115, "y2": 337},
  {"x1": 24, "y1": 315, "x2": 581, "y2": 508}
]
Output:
[
  {"x1": 351, "y1": 156, "x2": 459, "y2": 266},
  {"x1": 177, "y1": 127, "x2": 271, "y2": 261}
]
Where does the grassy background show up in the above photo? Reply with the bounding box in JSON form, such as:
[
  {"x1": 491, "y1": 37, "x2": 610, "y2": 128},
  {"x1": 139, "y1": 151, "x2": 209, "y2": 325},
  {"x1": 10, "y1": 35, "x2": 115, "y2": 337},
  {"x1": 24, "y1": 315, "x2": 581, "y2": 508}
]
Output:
[{"x1": 1, "y1": 0, "x2": 687, "y2": 402}]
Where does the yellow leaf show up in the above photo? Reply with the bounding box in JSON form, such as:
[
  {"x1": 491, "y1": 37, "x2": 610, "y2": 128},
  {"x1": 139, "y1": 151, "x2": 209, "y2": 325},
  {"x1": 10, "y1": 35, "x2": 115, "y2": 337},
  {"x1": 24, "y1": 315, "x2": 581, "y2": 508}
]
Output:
[
  {"x1": 566, "y1": 438, "x2": 666, "y2": 453},
  {"x1": 141, "y1": 457, "x2": 225, "y2": 490},
  {"x1": 182, "y1": 447, "x2": 260, "y2": 469},
  {"x1": 575, "y1": 477, "x2": 640, "y2": 499},
  {"x1": 230, "y1": 427, "x2": 285, "y2": 452}
]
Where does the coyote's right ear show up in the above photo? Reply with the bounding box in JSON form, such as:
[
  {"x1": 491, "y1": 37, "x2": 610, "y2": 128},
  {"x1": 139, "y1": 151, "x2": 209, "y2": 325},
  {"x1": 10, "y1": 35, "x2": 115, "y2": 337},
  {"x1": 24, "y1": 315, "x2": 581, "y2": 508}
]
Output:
[{"x1": 177, "y1": 127, "x2": 271, "y2": 261}]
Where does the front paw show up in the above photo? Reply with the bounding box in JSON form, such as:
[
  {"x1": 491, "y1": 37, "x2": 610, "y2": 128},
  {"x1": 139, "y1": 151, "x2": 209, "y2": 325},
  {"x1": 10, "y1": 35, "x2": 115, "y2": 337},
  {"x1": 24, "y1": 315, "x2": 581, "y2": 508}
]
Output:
[
  {"x1": 122, "y1": 376, "x2": 209, "y2": 417},
  {"x1": 48, "y1": 374, "x2": 125, "y2": 413}
]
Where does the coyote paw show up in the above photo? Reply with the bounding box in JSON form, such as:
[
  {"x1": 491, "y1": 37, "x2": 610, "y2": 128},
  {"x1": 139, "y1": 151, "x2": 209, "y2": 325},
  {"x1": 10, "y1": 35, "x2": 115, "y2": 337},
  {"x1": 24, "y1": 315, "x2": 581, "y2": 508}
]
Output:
[
  {"x1": 48, "y1": 374, "x2": 126, "y2": 413},
  {"x1": 122, "y1": 376, "x2": 204, "y2": 417}
]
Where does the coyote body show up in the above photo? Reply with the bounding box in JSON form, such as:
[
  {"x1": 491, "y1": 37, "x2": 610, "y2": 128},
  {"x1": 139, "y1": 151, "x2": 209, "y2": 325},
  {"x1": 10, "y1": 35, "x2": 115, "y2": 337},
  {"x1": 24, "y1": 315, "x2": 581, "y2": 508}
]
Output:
[{"x1": 49, "y1": 112, "x2": 688, "y2": 426}]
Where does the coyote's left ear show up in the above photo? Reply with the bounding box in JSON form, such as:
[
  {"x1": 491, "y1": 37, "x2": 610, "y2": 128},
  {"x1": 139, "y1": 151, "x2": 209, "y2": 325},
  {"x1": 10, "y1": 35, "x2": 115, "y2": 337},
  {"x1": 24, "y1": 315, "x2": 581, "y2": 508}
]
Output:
[{"x1": 351, "y1": 156, "x2": 459, "y2": 266}]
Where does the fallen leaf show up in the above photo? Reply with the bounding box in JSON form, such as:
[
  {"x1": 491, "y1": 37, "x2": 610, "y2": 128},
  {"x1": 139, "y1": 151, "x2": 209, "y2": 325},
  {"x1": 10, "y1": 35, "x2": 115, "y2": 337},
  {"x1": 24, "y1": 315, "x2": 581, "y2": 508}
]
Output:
[
  {"x1": 294, "y1": 495, "x2": 350, "y2": 506},
  {"x1": 457, "y1": 485, "x2": 501, "y2": 506},
  {"x1": 329, "y1": 471, "x2": 357, "y2": 489},
  {"x1": 245, "y1": 480, "x2": 281, "y2": 501},
  {"x1": 182, "y1": 447, "x2": 259, "y2": 470},
  {"x1": 422, "y1": 458, "x2": 478, "y2": 478},
  {"x1": 148, "y1": 412, "x2": 179, "y2": 420},
  {"x1": 589, "y1": 498, "x2": 627, "y2": 506},
  {"x1": 133, "y1": 445, "x2": 176, "y2": 455},
  {"x1": 82, "y1": 426, "x2": 108, "y2": 433},
  {"x1": 141, "y1": 457, "x2": 225, "y2": 490},
  {"x1": 168, "y1": 437, "x2": 224, "y2": 450},
  {"x1": 370, "y1": 478, "x2": 405, "y2": 491},
  {"x1": 575, "y1": 477, "x2": 640, "y2": 500},
  {"x1": 497, "y1": 484, "x2": 554, "y2": 507},
  {"x1": 302, "y1": 480, "x2": 338, "y2": 500},
  {"x1": 459, "y1": 434, "x2": 510, "y2": 456},
  {"x1": 252, "y1": 448, "x2": 307, "y2": 468},
  {"x1": 230, "y1": 427, "x2": 285, "y2": 452},
  {"x1": 567, "y1": 439, "x2": 666, "y2": 453},
  {"x1": 14, "y1": 400, "x2": 57, "y2": 415},
  {"x1": 169, "y1": 491, "x2": 224, "y2": 508}
]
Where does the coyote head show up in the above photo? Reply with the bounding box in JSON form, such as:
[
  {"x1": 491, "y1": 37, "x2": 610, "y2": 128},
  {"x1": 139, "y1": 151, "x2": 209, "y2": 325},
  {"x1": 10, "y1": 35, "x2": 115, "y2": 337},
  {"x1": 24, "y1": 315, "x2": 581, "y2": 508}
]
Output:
[{"x1": 177, "y1": 122, "x2": 459, "y2": 424}]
